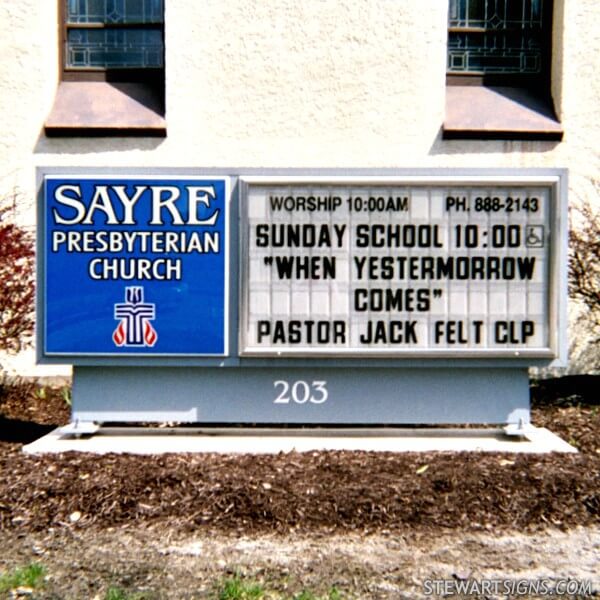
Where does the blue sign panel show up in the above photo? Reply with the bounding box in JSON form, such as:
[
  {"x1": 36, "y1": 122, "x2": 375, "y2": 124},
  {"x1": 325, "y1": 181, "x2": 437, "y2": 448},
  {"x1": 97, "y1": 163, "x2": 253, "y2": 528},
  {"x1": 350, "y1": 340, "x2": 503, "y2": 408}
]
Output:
[{"x1": 43, "y1": 176, "x2": 229, "y2": 356}]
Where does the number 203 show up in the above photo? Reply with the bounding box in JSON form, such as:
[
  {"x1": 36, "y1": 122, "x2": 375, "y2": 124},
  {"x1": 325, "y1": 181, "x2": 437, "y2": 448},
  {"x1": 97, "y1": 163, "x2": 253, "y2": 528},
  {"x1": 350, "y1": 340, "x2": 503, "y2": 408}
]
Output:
[{"x1": 273, "y1": 380, "x2": 328, "y2": 404}]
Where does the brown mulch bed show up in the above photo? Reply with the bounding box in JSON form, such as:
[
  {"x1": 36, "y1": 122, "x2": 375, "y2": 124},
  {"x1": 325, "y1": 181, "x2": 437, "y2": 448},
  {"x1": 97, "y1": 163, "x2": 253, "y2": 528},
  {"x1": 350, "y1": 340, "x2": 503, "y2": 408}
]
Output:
[{"x1": 0, "y1": 376, "x2": 598, "y2": 536}]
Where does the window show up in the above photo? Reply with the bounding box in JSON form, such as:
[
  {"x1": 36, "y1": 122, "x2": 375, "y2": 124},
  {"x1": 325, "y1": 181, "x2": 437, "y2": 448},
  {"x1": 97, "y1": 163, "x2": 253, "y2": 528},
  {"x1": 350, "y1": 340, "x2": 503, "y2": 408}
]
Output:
[
  {"x1": 443, "y1": 0, "x2": 562, "y2": 140},
  {"x1": 64, "y1": 0, "x2": 164, "y2": 71},
  {"x1": 448, "y1": 0, "x2": 547, "y2": 80},
  {"x1": 46, "y1": 0, "x2": 166, "y2": 136}
]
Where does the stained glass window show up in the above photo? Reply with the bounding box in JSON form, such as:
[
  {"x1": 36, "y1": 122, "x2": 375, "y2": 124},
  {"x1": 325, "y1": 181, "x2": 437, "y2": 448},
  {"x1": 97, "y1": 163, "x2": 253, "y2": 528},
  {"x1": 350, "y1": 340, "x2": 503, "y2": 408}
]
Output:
[
  {"x1": 448, "y1": 0, "x2": 546, "y2": 75},
  {"x1": 65, "y1": 0, "x2": 164, "y2": 69}
]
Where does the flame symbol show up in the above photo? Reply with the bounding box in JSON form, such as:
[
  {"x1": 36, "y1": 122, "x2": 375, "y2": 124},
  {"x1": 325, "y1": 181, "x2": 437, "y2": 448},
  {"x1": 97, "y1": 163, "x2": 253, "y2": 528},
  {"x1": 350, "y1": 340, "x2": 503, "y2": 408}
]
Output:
[
  {"x1": 144, "y1": 321, "x2": 158, "y2": 347},
  {"x1": 126, "y1": 287, "x2": 142, "y2": 304},
  {"x1": 113, "y1": 320, "x2": 126, "y2": 346}
]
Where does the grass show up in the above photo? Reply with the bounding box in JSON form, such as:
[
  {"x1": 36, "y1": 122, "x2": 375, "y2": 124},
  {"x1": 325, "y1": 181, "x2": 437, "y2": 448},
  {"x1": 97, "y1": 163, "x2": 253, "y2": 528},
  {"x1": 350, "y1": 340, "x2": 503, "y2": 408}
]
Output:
[
  {"x1": 61, "y1": 385, "x2": 72, "y2": 407},
  {"x1": 0, "y1": 564, "x2": 344, "y2": 600},
  {"x1": 104, "y1": 589, "x2": 130, "y2": 600},
  {"x1": 219, "y1": 575, "x2": 265, "y2": 600},
  {"x1": 100, "y1": 581, "x2": 343, "y2": 600},
  {"x1": 0, "y1": 565, "x2": 346, "y2": 600},
  {"x1": 104, "y1": 587, "x2": 149, "y2": 600},
  {"x1": 292, "y1": 589, "x2": 342, "y2": 600},
  {"x1": 217, "y1": 574, "x2": 343, "y2": 600},
  {"x1": 0, "y1": 562, "x2": 46, "y2": 593}
]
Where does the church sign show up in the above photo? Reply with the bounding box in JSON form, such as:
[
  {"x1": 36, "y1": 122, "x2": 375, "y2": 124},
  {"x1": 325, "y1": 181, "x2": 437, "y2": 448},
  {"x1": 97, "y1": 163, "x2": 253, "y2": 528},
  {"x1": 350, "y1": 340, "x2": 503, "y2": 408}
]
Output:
[{"x1": 37, "y1": 169, "x2": 567, "y2": 427}]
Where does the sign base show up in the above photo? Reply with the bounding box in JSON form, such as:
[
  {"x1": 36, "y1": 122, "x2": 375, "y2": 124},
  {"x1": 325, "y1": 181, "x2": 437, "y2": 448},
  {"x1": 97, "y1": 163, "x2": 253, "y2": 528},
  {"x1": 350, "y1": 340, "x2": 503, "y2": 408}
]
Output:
[
  {"x1": 23, "y1": 425, "x2": 577, "y2": 454},
  {"x1": 71, "y1": 366, "x2": 530, "y2": 426}
]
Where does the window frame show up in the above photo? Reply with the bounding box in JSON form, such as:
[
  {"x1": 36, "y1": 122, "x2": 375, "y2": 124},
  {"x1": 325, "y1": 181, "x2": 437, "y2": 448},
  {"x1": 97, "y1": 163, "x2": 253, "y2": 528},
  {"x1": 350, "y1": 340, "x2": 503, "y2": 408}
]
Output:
[
  {"x1": 443, "y1": 0, "x2": 562, "y2": 140},
  {"x1": 46, "y1": 0, "x2": 167, "y2": 136}
]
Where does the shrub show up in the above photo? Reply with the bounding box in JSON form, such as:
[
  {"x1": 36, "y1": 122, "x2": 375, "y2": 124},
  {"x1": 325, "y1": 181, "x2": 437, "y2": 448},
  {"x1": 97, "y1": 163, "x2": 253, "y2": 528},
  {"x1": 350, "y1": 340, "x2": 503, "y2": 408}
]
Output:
[
  {"x1": 0, "y1": 203, "x2": 35, "y2": 353},
  {"x1": 569, "y1": 200, "x2": 600, "y2": 328},
  {"x1": 569, "y1": 196, "x2": 600, "y2": 371}
]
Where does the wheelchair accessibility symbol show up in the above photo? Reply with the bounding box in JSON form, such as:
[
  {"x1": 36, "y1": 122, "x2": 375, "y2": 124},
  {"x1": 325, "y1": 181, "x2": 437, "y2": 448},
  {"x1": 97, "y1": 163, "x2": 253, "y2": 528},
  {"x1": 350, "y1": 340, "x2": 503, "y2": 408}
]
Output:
[{"x1": 525, "y1": 225, "x2": 545, "y2": 248}]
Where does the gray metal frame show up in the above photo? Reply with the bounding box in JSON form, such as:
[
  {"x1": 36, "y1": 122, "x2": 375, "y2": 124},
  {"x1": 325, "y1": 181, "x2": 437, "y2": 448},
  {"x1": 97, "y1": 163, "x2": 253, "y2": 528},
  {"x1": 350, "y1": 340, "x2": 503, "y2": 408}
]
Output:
[{"x1": 36, "y1": 167, "x2": 568, "y2": 369}]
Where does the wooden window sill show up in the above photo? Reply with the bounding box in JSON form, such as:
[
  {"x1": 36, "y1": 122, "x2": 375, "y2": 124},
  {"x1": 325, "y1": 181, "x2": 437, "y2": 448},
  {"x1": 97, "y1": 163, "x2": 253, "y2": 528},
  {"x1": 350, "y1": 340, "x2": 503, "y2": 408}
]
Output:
[
  {"x1": 45, "y1": 81, "x2": 166, "y2": 137},
  {"x1": 443, "y1": 85, "x2": 563, "y2": 140}
]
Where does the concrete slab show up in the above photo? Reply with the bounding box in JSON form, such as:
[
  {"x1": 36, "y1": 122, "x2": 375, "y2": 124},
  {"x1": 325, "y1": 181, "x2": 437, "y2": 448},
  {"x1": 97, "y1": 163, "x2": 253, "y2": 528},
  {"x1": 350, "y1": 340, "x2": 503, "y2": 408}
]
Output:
[{"x1": 22, "y1": 426, "x2": 577, "y2": 455}]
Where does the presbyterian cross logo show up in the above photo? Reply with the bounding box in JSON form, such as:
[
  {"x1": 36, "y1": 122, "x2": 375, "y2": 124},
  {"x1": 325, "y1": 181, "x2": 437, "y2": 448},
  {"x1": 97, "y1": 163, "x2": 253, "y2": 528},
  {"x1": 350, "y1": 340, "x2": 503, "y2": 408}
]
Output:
[{"x1": 113, "y1": 286, "x2": 158, "y2": 347}]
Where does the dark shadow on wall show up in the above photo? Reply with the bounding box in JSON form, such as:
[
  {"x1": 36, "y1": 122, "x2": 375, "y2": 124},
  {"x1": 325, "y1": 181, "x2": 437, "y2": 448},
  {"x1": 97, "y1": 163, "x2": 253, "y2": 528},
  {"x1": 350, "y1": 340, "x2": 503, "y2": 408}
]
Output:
[
  {"x1": 33, "y1": 129, "x2": 165, "y2": 155},
  {"x1": 430, "y1": 81, "x2": 563, "y2": 154},
  {"x1": 428, "y1": 126, "x2": 562, "y2": 156}
]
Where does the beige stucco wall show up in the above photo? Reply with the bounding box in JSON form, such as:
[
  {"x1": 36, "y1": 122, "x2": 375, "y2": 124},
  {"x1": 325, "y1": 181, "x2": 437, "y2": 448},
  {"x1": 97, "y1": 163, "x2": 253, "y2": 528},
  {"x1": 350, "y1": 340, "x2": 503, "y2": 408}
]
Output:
[{"x1": 0, "y1": 0, "x2": 598, "y2": 375}]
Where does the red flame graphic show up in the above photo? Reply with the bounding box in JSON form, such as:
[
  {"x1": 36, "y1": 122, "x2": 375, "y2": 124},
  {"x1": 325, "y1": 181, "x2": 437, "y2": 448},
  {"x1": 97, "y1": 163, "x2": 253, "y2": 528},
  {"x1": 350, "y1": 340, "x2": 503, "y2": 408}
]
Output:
[
  {"x1": 144, "y1": 321, "x2": 158, "y2": 347},
  {"x1": 113, "y1": 320, "x2": 126, "y2": 346}
]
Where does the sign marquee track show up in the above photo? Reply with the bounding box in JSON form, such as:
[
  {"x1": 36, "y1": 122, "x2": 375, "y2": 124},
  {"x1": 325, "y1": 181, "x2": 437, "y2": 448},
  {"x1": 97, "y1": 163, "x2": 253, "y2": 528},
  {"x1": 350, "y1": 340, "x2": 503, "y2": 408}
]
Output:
[{"x1": 240, "y1": 176, "x2": 562, "y2": 358}]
